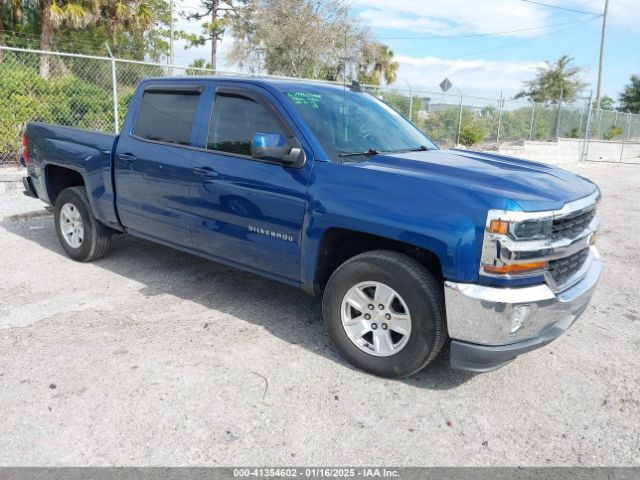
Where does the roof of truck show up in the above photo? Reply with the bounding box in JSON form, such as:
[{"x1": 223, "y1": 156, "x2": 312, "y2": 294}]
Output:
[{"x1": 143, "y1": 76, "x2": 352, "y2": 93}]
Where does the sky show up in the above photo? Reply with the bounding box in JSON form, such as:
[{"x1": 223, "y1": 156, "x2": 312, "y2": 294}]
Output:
[{"x1": 172, "y1": 0, "x2": 639, "y2": 100}]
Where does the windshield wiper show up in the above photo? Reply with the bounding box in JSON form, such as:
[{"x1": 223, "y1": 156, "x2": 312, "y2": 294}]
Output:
[
  {"x1": 339, "y1": 149, "x2": 380, "y2": 158},
  {"x1": 339, "y1": 145, "x2": 431, "y2": 158},
  {"x1": 386, "y1": 145, "x2": 431, "y2": 153}
]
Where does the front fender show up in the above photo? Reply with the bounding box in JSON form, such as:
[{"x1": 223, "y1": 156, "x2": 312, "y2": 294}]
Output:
[{"x1": 300, "y1": 162, "x2": 496, "y2": 292}]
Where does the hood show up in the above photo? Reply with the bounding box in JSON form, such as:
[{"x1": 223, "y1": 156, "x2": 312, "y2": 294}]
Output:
[{"x1": 355, "y1": 148, "x2": 598, "y2": 211}]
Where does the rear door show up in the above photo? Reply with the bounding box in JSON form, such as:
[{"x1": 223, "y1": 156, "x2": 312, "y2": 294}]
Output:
[
  {"x1": 189, "y1": 84, "x2": 312, "y2": 284},
  {"x1": 114, "y1": 84, "x2": 205, "y2": 247}
]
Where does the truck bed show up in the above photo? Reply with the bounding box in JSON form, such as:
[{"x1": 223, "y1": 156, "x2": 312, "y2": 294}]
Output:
[{"x1": 25, "y1": 122, "x2": 120, "y2": 229}]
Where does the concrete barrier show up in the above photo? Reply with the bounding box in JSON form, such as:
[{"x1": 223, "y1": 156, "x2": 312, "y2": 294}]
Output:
[
  {"x1": 0, "y1": 168, "x2": 26, "y2": 195},
  {"x1": 492, "y1": 138, "x2": 640, "y2": 165}
]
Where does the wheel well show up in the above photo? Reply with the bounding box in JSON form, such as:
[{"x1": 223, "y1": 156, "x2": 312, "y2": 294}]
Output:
[
  {"x1": 314, "y1": 228, "x2": 442, "y2": 293},
  {"x1": 46, "y1": 165, "x2": 85, "y2": 204}
]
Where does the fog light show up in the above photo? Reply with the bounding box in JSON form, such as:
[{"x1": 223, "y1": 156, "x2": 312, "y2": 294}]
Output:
[{"x1": 510, "y1": 305, "x2": 532, "y2": 334}]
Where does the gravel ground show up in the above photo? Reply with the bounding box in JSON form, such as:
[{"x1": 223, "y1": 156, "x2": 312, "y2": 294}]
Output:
[{"x1": 0, "y1": 162, "x2": 638, "y2": 466}]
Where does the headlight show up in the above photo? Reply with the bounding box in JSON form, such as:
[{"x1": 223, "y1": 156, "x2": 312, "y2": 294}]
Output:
[
  {"x1": 488, "y1": 219, "x2": 552, "y2": 240},
  {"x1": 509, "y1": 219, "x2": 552, "y2": 240},
  {"x1": 483, "y1": 216, "x2": 553, "y2": 276}
]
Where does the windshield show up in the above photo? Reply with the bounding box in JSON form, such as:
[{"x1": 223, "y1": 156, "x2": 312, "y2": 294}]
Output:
[{"x1": 283, "y1": 88, "x2": 438, "y2": 162}]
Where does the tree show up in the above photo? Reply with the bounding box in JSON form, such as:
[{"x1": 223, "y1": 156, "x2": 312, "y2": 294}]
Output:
[
  {"x1": 600, "y1": 95, "x2": 615, "y2": 110},
  {"x1": 516, "y1": 55, "x2": 586, "y2": 103},
  {"x1": 99, "y1": 0, "x2": 157, "y2": 49},
  {"x1": 594, "y1": 95, "x2": 615, "y2": 110},
  {"x1": 10, "y1": 0, "x2": 22, "y2": 29},
  {"x1": 37, "y1": 0, "x2": 167, "y2": 77},
  {"x1": 38, "y1": 0, "x2": 93, "y2": 78},
  {"x1": 58, "y1": 0, "x2": 171, "y2": 60},
  {"x1": 0, "y1": 0, "x2": 6, "y2": 60},
  {"x1": 182, "y1": 0, "x2": 248, "y2": 71},
  {"x1": 358, "y1": 42, "x2": 398, "y2": 85},
  {"x1": 0, "y1": 0, "x2": 23, "y2": 57},
  {"x1": 0, "y1": 0, "x2": 19, "y2": 58},
  {"x1": 227, "y1": 0, "x2": 368, "y2": 80},
  {"x1": 619, "y1": 75, "x2": 640, "y2": 113},
  {"x1": 186, "y1": 57, "x2": 212, "y2": 74}
]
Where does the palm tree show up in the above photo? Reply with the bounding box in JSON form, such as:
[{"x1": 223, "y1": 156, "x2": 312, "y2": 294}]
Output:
[
  {"x1": 516, "y1": 55, "x2": 586, "y2": 103},
  {"x1": 11, "y1": 0, "x2": 23, "y2": 29},
  {"x1": 101, "y1": 0, "x2": 156, "y2": 50},
  {"x1": 39, "y1": 0, "x2": 94, "y2": 78},
  {"x1": 358, "y1": 42, "x2": 399, "y2": 86},
  {"x1": 374, "y1": 44, "x2": 398, "y2": 85},
  {"x1": 38, "y1": 0, "x2": 156, "y2": 78}
]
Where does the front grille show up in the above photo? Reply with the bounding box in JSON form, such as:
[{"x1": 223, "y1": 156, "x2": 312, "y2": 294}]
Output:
[
  {"x1": 548, "y1": 248, "x2": 590, "y2": 285},
  {"x1": 552, "y1": 208, "x2": 596, "y2": 239}
]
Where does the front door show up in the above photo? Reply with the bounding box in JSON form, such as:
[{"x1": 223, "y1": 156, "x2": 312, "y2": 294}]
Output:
[{"x1": 190, "y1": 85, "x2": 311, "y2": 284}]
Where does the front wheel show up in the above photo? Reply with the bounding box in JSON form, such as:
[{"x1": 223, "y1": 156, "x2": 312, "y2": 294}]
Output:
[
  {"x1": 54, "y1": 186, "x2": 112, "y2": 262},
  {"x1": 322, "y1": 250, "x2": 446, "y2": 378}
]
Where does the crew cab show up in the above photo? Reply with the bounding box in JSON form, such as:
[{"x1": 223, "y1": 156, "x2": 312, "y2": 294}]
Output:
[{"x1": 21, "y1": 77, "x2": 602, "y2": 377}]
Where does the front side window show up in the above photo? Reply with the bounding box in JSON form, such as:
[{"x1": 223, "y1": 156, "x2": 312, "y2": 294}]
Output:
[
  {"x1": 134, "y1": 91, "x2": 200, "y2": 145},
  {"x1": 283, "y1": 88, "x2": 438, "y2": 162},
  {"x1": 207, "y1": 93, "x2": 286, "y2": 156}
]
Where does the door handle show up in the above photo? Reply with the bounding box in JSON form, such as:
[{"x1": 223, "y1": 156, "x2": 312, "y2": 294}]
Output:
[
  {"x1": 193, "y1": 166, "x2": 219, "y2": 180},
  {"x1": 118, "y1": 153, "x2": 137, "y2": 163}
]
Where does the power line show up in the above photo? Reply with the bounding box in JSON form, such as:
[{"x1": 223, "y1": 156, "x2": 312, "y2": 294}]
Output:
[
  {"x1": 449, "y1": 16, "x2": 600, "y2": 60},
  {"x1": 383, "y1": 10, "x2": 577, "y2": 53},
  {"x1": 520, "y1": 0, "x2": 603, "y2": 16},
  {"x1": 377, "y1": 18, "x2": 591, "y2": 40}
]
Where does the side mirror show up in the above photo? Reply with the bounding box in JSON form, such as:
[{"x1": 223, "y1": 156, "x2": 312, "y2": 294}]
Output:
[{"x1": 250, "y1": 132, "x2": 306, "y2": 168}]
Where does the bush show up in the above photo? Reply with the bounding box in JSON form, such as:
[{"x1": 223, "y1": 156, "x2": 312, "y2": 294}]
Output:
[
  {"x1": 459, "y1": 125, "x2": 486, "y2": 146},
  {"x1": 568, "y1": 127, "x2": 581, "y2": 138},
  {"x1": 418, "y1": 107, "x2": 465, "y2": 147},
  {"x1": 603, "y1": 125, "x2": 623, "y2": 140},
  {"x1": 0, "y1": 54, "x2": 115, "y2": 165}
]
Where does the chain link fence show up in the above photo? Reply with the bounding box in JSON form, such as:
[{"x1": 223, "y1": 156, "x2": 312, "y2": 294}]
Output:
[
  {"x1": 360, "y1": 86, "x2": 596, "y2": 147},
  {"x1": 1, "y1": 45, "x2": 639, "y2": 166}
]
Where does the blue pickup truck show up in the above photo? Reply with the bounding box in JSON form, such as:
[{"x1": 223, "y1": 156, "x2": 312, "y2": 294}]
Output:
[{"x1": 21, "y1": 77, "x2": 602, "y2": 377}]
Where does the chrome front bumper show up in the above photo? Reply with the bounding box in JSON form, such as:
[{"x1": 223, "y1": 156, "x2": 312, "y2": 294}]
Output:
[{"x1": 444, "y1": 246, "x2": 601, "y2": 372}]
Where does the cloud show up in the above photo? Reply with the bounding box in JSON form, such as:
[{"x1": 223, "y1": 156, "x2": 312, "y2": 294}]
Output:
[
  {"x1": 353, "y1": 0, "x2": 549, "y2": 37},
  {"x1": 555, "y1": 0, "x2": 640, "y2": 29},
  {"x1": 597, "y1": 0, "x2": 640, "y2": 29},
  {"x1": 353, "y1": 0, "x2": 639, "y2": 37},
  {"x1": 392, "y1": 55, "x2": 546, "y2": 97}
]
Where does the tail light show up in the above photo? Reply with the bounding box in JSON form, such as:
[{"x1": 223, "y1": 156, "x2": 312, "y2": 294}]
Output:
[{"x1": 22, "y1": 134, "x2": 30, "y2": 166}]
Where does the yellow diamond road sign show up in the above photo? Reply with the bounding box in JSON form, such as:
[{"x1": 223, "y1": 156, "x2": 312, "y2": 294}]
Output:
[{"x1": 439, "y1": 78, "x2": 452, "y2": 92}]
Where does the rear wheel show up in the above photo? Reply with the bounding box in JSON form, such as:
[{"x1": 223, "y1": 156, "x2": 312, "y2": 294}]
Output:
[
  {"x1": 54, "y1": 186, "x2": 112, "y2": 262},
  {"x1": 322, "y1": 250, "x2": 446, "y2": 378}
]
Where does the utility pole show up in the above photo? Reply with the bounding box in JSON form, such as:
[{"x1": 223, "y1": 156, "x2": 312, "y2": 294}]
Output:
[
  {"x1": 105, "y1": 43, "x2": 119, "y2": 133},
  {"x1": 169, "y1": 0, "x2": 175, "y2": 67},
  {"x1": 595, "y1": 0, "x2": 610, "y2": 109},
  {"x1": 404, "y1": 80, "x2": 413, "y2": 121},
  {"x1": 211, "y1": 0, "x2": 219, "y2": 70},
  {"x1": 555, "y1": 87, "x2": 564, "y2": 139},
  {"x1": 496, "y1": 92, "x2": 504, "y2": 144}
]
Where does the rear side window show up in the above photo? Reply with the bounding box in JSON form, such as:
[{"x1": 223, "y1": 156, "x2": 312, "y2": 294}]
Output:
[
  {"x1": 207, "y1": 94, "x2": 286, "y2": 156},
  {"x1": 134, "y1": 91, "x2": 200, "y2": 145}
]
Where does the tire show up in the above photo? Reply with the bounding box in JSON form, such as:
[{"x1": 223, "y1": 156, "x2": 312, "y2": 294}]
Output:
[
  {"x1": 322, "y1": 250, "x2": 446, "y2": 378},
  {"x1": 54, "y1": 186, "x2": 112, "y2": 262}
]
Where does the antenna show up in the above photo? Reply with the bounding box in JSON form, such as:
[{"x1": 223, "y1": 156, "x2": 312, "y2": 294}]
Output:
[
  {"x1": 341, "y1": 26, "x2": 348, "y2": 148},
  {"x1": 342, "y1": 27, "x2": 348, "y2": 89}
]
